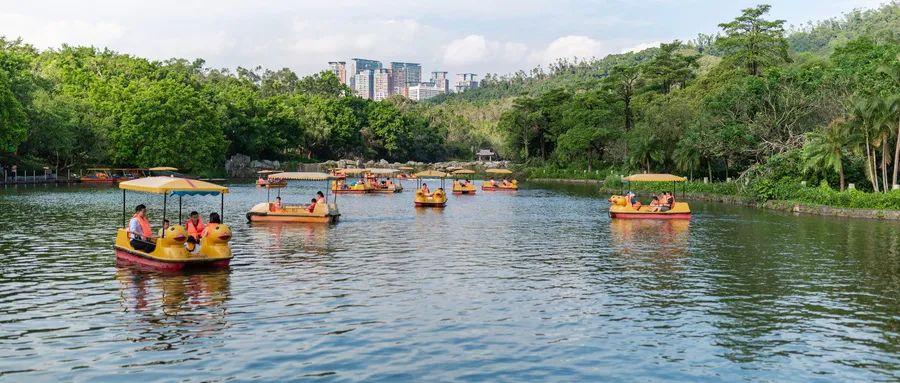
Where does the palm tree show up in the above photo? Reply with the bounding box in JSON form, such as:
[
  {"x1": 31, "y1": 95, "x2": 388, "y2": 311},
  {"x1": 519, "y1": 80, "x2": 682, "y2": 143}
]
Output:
[
  {"x1": 877, "y1": 59, "x2": 900, "y2": 187},
  {"x1": 628, "y1": 133, "x2": 664, "y2": 173},
  {"x1": 871, "y1": 98, "x2": 894, "y2": 192},
  {"x1": 802, "y1": 119, "x2": 854, "y2": 191},
  {"x1": 849, "y1": 97, "x2": 879, "y2": 192},
  {"x1": 673, "y1": 141, "x2": 701, "y2": 180}
]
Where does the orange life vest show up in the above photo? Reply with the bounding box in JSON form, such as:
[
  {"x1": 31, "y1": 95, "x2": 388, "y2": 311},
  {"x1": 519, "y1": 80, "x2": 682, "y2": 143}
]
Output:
[
  {"x1": 307, "y1": 202, "x2": 316, "y2": 213},
  {"x1": 185, "y1": 218, "x2": 206, "y2": 240},
  {"x1": 131, "y1": 213, "x2": 152, "y2": 239}
]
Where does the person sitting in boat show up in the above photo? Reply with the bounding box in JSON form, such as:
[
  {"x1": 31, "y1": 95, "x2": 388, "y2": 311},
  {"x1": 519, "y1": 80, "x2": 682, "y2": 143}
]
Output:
[
  {"x1": 201, "y1": 212, "x2": 222, "y2": 238},
  {"x1": 421, "y1": 183, "x2": 431, "y2": 196},
  {"x1": 649, "y1": 196, "x2": 662, "y2": 212},
  {"x1": 316, "y1": 191, "x2": 326, "y2": 204},
  {"x1": 157, "y1": 219, "x2": 170, "y2": 237},
  {"x1": 501, "y1": 178, "x2": 510, "y2": 186},
  {"x1": 306, "y1": 198, "x2": 317, "y2": 213},
  {"x1": 386, "y1": 179, "x2": 394, "y2": 188},
  {"x1": 490, "y1": 178, "x2": 497, "y2": 187},
  {"x1": 185, "y1": 211, "x2": 206, "y2": 244},
  {"x1": 627, "y1": 192, "x2": 641, "y2": 209},
  {"x1": 272, "y1": 197, "x2": 283, "y2": 212},
  {"x1": 128, "y1": 204, "x2": 155, "y2": 253}
]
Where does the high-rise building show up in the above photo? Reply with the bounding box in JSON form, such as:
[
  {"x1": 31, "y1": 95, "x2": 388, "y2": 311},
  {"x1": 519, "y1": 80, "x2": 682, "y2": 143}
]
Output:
[
  {"x1": 390, "y1": 62, "x2": 421, "y2": 95},
  {"x1": 430, "y1": 71, "x2": 449, "y2": 93},
  {"x1": 373, "y1": 69, "x2": 394, "y2": 101},
  {"x1": 455, "y1": 73, "x2": 479, "y2": 93},
  {"x1": 408, "y1": 84, "x2": 445, "y2": 101},
  {"x1": 354, "y1": 69, "x2": 374, "y2": 100},
  {"x1": 346, "y1": 58, "x2": 382, "y2": 96},
  {"x1": 328, "y1": 61, "x2": 347, "y2": 84}
]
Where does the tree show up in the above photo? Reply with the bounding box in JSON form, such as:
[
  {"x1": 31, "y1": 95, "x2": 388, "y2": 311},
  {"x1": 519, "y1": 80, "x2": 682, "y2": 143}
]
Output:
[
  {"x1": 802, "y1": 119, "x2": 854, "y2": 190},
  {"x1": 110, "y1": 79, "x2": 226, "y2": 173},
  {"x1": 0, "y1": 69, "x2": 27, "y2": 152},
  {"x1": 603, "y1": 65, "x2": 642, "y2": 132},
  {"x1": 641, "y1": 40, "x2": 700, "y2": 94},
  {"x1": 297, "y1": 71, "x2": 351, "y2": 97},
  {"x1": 717, "y1": 4, "x2": 790, "y2": 76}
]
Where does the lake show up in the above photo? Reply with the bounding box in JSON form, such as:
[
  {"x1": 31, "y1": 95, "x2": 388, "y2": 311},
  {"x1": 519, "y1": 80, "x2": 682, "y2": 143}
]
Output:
[{"x1": 0, "y1": 180, "x2": 898, "y2": 382}]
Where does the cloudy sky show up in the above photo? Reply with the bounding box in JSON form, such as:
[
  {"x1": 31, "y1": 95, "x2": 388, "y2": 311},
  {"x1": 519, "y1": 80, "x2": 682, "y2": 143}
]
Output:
[{"x1": 0, "y1": 0, "x2": 888, "y2": 78}]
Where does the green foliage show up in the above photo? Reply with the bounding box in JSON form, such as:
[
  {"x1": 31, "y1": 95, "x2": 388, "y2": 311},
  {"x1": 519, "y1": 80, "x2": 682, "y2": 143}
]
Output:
[
  {"x1": 716, "y1": 4, "x2": 790, "y2": 76},
  {"x1": 0, "y1": 69, "x2": 27, "y2": 152},
  {"x1": 111, "y1": 79, "x2": 227, "y2": 172}
]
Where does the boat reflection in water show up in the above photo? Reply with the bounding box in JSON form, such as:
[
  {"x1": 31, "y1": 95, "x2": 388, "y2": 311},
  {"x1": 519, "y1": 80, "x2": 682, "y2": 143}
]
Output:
[
  {"x1": 609, "y1": 219, "x2": 691, "y2": 261},
  {"x1": 116, "y1": 265, "x2": 231, "y2": 346},
  {"x1": 248, "y1": 222, "x2": 332, "y2": 256}
]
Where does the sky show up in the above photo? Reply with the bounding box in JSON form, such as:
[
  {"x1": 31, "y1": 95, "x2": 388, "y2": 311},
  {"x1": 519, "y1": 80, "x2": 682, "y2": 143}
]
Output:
[{"x1": 0, "y1": 0, "x2": 890, "y2": 78}]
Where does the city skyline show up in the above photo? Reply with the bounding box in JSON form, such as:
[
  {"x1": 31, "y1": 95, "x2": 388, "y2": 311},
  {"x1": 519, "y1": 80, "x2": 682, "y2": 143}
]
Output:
[{"x1": 0, "y1": 1, "x2": 887, "y2": 77}]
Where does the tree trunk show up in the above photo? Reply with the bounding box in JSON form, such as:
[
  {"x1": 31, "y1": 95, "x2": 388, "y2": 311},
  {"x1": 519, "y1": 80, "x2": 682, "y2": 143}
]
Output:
[
  {"x1": 724, "y1": 158, "x2": 729, "y2": 180},
  {"x1": 587, "y1": 150, "x2": 593, "y2": 172},
  {"x1": 894, "y1": 118, "x2": 900, "y2": 187},
  {"x1": 882, "y1": 144, "x2": 889, "y2": 192},
  {"x1": 522, "y1": 125, "x2": 529, "y2": 160},
  {"x1": 839, "y1": 162, "x2": 845, "y2": 192},
  {"x1": 624, "y1": 98, "x2": 633, "y2": 132},
  {"x1": 865, "y1": 132, "x2": 878, "y2": 192},
  {"x1": 707, "y1": 159, "x2": 713, "y2": 182}
]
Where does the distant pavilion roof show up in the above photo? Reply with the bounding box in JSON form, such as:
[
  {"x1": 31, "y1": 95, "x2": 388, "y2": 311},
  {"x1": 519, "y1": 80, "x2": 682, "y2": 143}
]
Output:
[{"x1": 477, "y1": 149, "x2": 495, "y2": 156}]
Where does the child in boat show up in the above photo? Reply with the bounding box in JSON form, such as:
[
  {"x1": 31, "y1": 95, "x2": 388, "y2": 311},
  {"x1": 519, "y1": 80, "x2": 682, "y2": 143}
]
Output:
[
  {"x1": 306, "y1": 198, "x2": 317, "y2": 213},
  {"x1": 422, "y1": 183, "x2": 431, "y2": 195},
  {"x1": 316, "y1": 191, "x2": 326, "y2": 204},
  {"x1": 129, "y1": 204, "x2": 156, "y2": 253}
]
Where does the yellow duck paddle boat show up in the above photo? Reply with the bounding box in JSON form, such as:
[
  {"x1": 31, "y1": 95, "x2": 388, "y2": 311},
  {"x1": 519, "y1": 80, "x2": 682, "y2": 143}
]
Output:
[
  {"x1": 367, "y1": 168, "x2": 404, "y2": 193},
  {"x1": 114, "y1": 177, "x2": 233, "y2": 271},
  {"x1": 482, "y1": 168, "x2": 518, "y2": 191},
  {"x1": 451, "y1": 169, "x2": 477, "y2": 195},
  {"x1": 608, "y1": 174, "x2": 691, "y2": 219},
  {"x1": 247, "y1": 172, "x2": 341, "y2": 223},
  {"x1": 256, "y1": 170, "x2": 287, "y2": 188},
  {"x1": 331, "y1": 168, "x2": 373, "y2": 194},
  {"x1": 398, "y1": 166, "x2": 417, "y2": 180},
  {"x1": 414, "y1": 170, "x2": 448, "y2": 208}
]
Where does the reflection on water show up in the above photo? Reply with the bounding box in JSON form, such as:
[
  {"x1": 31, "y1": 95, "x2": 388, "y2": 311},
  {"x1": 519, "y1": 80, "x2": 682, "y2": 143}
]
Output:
[
  {"x1": 0, "y1": 181, "x2": 898, "y2": 381},
  {"x1": 116, "y1": 266, "x2": 230, "y2": 350}
]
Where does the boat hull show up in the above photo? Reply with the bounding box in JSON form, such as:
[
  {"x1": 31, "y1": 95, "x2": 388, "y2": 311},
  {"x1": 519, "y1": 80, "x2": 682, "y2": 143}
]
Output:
[
  {"x1": 80, "y1": 178, "x2": 116, "y2": 184},
  {"x1": 609, "y1": 212, "x2": 691, "y2": 219},
  {"x1": 332, "y1": 189, "x2": 368, "y2": 194},
  {"x1": 371, "y1": 188, "x2": 403, "y2": 193},
  {"x1": 452, "y1": 190, "x2": 476, "y2": 195},
  {"x1": 247, "y1": 212, "x2": 339, "y2": 223},
  {"x1": 415, "y1": 202, "x2": 446, "y2": 208},
  {"x1": 114, "y1": 247, "x2": 230, "y2": 271},
  {"x1": 481, "y1": 186, "x2": 517, "y2": 191}
]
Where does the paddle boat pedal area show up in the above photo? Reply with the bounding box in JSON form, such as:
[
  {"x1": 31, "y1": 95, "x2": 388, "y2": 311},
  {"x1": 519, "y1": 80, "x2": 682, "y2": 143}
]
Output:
[
  {"x1": 113, "y1": 177, "x2": 233, "y2": 271},
  {"x1": 608, "y1": 173, "x2": 691, "y2": 220}
]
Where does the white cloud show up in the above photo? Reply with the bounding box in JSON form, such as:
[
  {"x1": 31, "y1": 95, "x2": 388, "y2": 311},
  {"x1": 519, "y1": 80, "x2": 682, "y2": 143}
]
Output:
[
  {"x1": 440, "y1": 35, "x2": 528, "y2": 67},
  {"x1": 621, "y1": 40, "x2": 663, "y2": 53},
  {"x1": 532, "y1": 35, "x2": 609, "y2": 64},
  {"x1": 0, "y1": 13, "x2": 125, "y2": 48}
]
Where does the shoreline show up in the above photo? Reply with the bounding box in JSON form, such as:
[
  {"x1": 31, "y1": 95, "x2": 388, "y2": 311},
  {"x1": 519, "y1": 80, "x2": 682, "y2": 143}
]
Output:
[{"x1": 527, "y1": 178, "x2": 900, "y2": 221}]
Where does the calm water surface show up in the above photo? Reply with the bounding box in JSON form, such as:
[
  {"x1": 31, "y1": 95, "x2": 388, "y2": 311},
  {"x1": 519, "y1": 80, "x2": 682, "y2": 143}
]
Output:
[{"x1": 0, "y1": 181, "x2": 898, "y2": 382}]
